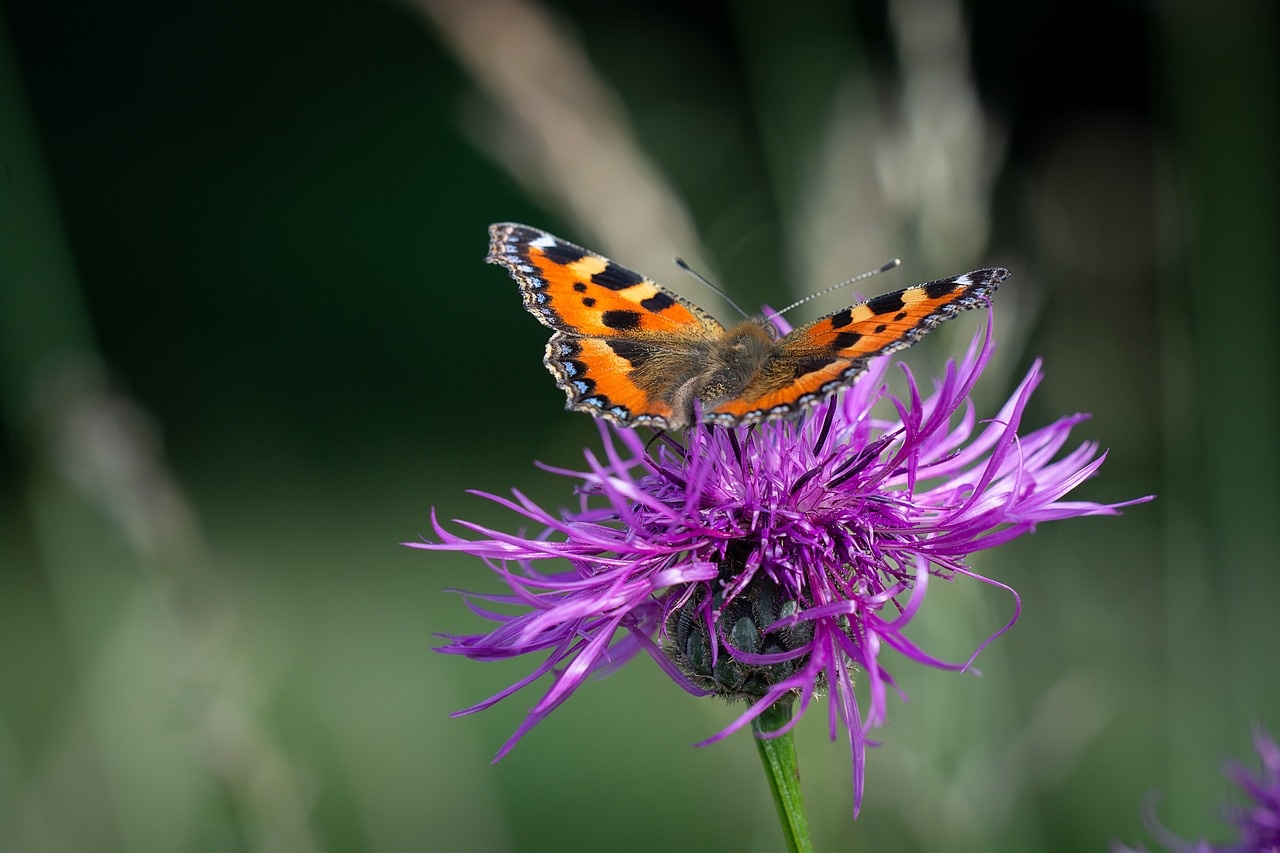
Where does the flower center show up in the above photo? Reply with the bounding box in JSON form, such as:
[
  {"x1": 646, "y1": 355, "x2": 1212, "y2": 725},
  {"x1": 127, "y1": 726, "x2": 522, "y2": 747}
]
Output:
[{"x1": 663, "y1": 559, "x2": 817, "y2": 702}]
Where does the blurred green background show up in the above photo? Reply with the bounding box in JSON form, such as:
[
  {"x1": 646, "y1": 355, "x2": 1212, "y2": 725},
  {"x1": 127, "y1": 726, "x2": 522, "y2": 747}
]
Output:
[{"x1": 2, "y1": 0, "x2": 1277, "y2": 850}]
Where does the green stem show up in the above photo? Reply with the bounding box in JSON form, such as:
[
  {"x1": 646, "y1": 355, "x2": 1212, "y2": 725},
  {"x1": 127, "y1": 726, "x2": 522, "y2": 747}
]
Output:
[{"x1": 752, "y1": 698, "x2": 816, "y2": 853}]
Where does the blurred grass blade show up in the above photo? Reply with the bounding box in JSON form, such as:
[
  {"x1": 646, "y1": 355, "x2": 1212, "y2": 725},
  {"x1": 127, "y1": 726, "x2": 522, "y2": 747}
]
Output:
[{"x1": 0, "y1": 17, "x2": 320, "y2": 852}]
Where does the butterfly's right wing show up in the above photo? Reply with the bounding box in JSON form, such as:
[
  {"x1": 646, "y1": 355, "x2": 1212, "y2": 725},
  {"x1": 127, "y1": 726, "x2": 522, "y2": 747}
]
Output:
[
  {"x1": 487, "y1": 223, "x2": 723, "y2": 337},
  {"x1": 487, "y1": 223, "x2": 725, "y2": 428}
]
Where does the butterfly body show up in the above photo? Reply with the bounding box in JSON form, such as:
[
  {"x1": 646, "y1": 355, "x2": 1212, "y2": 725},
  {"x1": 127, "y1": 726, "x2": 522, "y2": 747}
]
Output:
[{"x1": 488, "y1": 222, "x2": 1008, "y2": 430}]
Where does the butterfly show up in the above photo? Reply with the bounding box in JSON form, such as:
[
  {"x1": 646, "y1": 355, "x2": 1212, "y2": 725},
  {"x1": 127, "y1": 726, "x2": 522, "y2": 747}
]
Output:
[{"x1": 487, "y1": 222, "x2": 1008, "y2": 431}]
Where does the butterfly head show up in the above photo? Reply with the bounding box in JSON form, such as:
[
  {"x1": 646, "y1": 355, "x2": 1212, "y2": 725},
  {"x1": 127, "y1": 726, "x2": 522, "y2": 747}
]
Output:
[
  {"x1": 664, "y1": 321, "x2": 777, "y2": 428},
  {"x1": 753, "y1": 313, "x2": 784, "y2": 342}
]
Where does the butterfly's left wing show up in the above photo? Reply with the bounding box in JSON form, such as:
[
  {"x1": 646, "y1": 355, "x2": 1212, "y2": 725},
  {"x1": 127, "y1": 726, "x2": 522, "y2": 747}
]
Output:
[{"x1": 707, "y1": 268, "x2": 1008, "y2": 426}]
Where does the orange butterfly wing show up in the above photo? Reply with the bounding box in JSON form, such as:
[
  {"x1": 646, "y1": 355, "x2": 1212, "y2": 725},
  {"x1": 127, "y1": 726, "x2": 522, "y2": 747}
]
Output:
[
  {"x1": 487, "y1": 223, "x2": 724, "y2": 428},
  {"x1": 707, "y1": 268, "x2": 1009, "y2": 425}
]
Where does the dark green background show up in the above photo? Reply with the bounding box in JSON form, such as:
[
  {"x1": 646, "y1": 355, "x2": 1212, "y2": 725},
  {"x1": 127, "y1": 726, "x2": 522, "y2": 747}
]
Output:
[{"x1": 2, "y1": 0, "x2": 1277, "y2": 850}]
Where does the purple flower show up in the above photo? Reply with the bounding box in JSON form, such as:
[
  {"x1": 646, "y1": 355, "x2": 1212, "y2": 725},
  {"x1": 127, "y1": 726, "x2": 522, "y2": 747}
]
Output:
[
  {"x1": 1116, "y1": 727, "x2": 1280, "y2": 853},
  {"x1": 410, "y1": 315, "x2": 1146, "y2": 814}
]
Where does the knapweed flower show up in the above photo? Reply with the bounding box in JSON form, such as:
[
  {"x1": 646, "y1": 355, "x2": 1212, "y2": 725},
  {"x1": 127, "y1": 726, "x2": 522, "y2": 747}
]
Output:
[
  {"x1": 411, "y1": 315, "x2": 1145, "y2": 813},
  {"x1": 1116, "y1": 727, "x2": 1280, "y2": 853}
]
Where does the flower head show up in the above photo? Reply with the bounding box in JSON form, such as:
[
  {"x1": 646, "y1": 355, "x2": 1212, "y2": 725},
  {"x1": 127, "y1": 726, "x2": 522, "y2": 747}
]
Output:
[
  {"x1": 1117, "y1": 727, "x2": 1280, "y2": 853},
  {"x1": 411, "y1": 315, "x2": 1146, "y2": 814}
]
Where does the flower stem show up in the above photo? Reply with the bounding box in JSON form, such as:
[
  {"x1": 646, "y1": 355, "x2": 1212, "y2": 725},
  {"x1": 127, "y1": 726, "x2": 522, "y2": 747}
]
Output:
[{"x1": 752, "y1": 698, "x2": 816, "y2": 853}]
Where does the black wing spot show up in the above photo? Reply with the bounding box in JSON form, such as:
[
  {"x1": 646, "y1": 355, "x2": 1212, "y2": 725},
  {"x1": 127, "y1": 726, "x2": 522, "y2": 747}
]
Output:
[
  {"x1": 829, "y1": 308, "x2": 854, "y2": 328},
  {"x1": 867, "y1": 292, "x2": 906, "y2": 315},
  {"x1": 592, "y1": 263, "x2": 645, "y2": 291},
  {"x1": 607, "y1": 339, "x2": 656, "y2": 368},
  {"x1": 873, "y1": 324, "x2": 887, "y2": 334},
  {"x1": 582, "y1": 297, "x2": 596, "y2": 307},
  {"x1": 602, "y1": 309, "x2": 642, "y2": 331},
  {"x1": 924, "y1": 279, "x2": 959, "y2": 300},
  {"x1": 833, "y1": 331, "x2": 862, "y2": 350},
  {"x1": 541, "y1": 243, "x2": 587, "y2": 265},
  {"x1": 640, "y1": 292, "x2": 676, "y2": 312},
  {"x1": 572, "y1": 282, "x2": 588, "y2": 292},
  {"x1": 793, "y1": 356, "x2": 838, "y2": 379}
]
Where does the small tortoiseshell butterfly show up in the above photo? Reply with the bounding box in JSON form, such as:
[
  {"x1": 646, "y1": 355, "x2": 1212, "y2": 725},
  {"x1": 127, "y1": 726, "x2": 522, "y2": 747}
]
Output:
[{"x1": 488, "y1": 222, "x2": 1008, "y2": 430}]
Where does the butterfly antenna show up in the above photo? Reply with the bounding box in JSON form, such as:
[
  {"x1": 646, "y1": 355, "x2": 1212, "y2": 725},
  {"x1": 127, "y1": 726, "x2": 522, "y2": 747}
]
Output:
[
  {"x1": 776, "y1": 258, "x2": 902, "y2": 317},
  {"x1": 674, "y1": 258, "x2": 751, "y2": 320}
]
